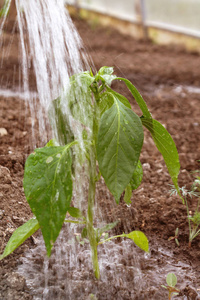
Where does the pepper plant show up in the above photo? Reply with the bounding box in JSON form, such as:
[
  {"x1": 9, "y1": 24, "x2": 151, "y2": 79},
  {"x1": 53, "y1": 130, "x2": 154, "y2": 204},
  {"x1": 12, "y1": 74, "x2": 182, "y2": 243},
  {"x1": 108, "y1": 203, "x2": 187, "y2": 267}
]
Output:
[{"x1": 0, "y1": 67, "x2": 180, "y2": 279}]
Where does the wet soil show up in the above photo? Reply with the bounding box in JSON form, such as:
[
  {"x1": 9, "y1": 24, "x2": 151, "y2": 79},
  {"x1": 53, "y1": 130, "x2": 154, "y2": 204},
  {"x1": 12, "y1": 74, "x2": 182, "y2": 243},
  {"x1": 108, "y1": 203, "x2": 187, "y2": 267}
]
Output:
[{"x1": 0, "y1": 12, "x2": 200, "y2": 300}]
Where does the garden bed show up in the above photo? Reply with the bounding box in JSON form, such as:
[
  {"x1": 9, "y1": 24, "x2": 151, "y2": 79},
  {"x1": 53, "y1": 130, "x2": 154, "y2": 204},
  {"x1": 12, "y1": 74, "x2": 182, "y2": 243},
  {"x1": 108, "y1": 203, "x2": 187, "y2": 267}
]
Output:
[{"x1": 0, "y1": 15, "x2": 200, "y2": 299}]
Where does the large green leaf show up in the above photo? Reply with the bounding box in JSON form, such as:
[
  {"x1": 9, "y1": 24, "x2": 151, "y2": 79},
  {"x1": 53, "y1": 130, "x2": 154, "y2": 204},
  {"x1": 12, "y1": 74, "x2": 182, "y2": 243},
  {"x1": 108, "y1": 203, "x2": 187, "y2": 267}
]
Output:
[
  {"x1": 0, "y1": 218, "x2": 40, "y2": 260},
  {"x1": 97, "y1": 94, "x2": 144, "y2": 203},
  {"x1": 23, "y1": 143, "x2": 75, "y2": 256},
  {"x1": 115, "y1": 77, "x2": 152, "y2": 119},
  {"x1": 125, "y1": 231, "x2": 149, "y2": 252},
  {"x1": 141, "y1": 117, "x2": 180, "y2": 192}
]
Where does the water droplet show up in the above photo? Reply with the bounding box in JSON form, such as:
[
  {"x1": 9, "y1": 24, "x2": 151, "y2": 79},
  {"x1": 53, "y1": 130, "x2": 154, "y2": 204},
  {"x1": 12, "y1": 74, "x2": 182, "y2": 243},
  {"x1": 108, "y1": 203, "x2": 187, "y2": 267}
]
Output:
[
  {"x1": 46, "y1": 156, "x2": 53, "y2": 164},
  {"x1": 124, "y1": 120, "x2": 129, "y2": 125},
  {"x1": 56, "y1": 153, "x2": 61, "y2": 158}
]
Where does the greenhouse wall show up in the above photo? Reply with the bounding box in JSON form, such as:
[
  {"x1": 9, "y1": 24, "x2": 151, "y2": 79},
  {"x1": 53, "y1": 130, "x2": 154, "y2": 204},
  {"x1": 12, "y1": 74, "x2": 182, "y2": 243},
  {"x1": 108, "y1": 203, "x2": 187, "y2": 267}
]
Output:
[{"x1": 66, "y1": 0, "x2": 200, "y2": 52}]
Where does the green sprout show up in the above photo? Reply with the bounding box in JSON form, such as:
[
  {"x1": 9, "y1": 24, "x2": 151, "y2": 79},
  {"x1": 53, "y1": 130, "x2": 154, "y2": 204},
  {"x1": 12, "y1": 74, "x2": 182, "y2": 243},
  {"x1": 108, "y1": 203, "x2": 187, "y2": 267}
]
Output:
[{"x1": 161, "y1": 273, "x2": 180, "y2": 300}]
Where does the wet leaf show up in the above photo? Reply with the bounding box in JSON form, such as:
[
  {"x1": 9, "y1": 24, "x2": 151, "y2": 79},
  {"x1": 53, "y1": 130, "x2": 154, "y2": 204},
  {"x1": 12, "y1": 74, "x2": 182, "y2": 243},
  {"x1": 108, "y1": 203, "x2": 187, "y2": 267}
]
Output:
[
  {"x1": 98, "y1": 66, "x2": 114, "y2": 75},
  {"x1": 45, "y1": 139, "x2": 59, "y2": 147},
  {"x1": 97, "y1": 94, "x2": 144, "y2": 203},
  {"x1": 166, "y1": 273, "x2": 177, "y2": 287},
  {"x1": 141, "y1": 117, "x2": 180, "y2": 193},
  {"x1": 125, "y1": 231, "x2": 149, "y2": 252},
  {"x1": 0, "y1": 218, "x2": 40, "y2": 260},
  {"x1": 115, "y1": 77, "x2": 152, "y2": 118},
  {"x1": 23, "y1": 143, "x2": 75, "y2": 256},
  {"x1": 106, "y1": 87, "x2": 131, "y2": 109},
  {"x1": 49, "y1": 97, "x2": 74, "y2": 145},
  {"x1": 99, "y1": 93, "x2": 114, "y2": 116}
]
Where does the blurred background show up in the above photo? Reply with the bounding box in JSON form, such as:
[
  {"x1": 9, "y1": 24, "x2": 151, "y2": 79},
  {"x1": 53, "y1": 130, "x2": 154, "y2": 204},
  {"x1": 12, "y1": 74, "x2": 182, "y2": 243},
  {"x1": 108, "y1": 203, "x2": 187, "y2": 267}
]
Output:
[{"x1": 66, "y1": 0, "x2": 200, "y2": 52}]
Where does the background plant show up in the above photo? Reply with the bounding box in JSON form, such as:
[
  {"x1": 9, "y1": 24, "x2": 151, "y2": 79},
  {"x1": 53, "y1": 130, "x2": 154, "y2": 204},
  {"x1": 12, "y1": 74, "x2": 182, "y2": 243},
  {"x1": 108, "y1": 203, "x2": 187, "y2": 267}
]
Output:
[
  {"x1": 161, "y1": 273, "x2": 180, "y2": 300},
  {"x1": 170, "y1": 170, "x2": 200, "y2": 247},
  {"x1": 0, "y1": 67, "x2": 180, "y2": 279}
]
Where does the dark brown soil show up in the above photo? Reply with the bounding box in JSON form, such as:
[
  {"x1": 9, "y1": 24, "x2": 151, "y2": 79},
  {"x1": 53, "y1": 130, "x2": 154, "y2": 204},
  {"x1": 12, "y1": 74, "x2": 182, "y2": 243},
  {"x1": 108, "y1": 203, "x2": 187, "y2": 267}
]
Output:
[{"x1": 0, "y1": 11, "x2": 200, "y2": 300}]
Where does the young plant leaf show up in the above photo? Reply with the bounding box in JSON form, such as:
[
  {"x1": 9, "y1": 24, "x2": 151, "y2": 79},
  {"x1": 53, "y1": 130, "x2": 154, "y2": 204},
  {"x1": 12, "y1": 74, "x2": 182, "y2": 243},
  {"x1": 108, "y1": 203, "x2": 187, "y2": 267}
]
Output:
[
  {"x1": 141, "y1": 117, "x2": 180, "y2": 192},
  {"x1": 106, "y1": 87, "x2": 132, "y2": 109},
  {"x1": 124, "y1": 184, "x2": 132, "y2": 205},
  {"x1": 98, "y1": 66, "x2": 114, "y2": 75},
  {"x1": 166, "y1": 273, "x2": 177, "y2": 287},
  {"x1": 130, "y1": 160, "x2": 143, "y2": 190},
  {"x1": 0, "y1": 218, "x2": 40, "y2": 260},
  {"x1": 115, "y1": 77, "x2": 152, "y2": 119},
  {"x1": 97, "y1": 94, "x2": 144, "y2": 203},
  {"x1": 67, "y1": 207, "x2": 83, "y2": 219},
  {"x1": 125, "y1": 231, "x2": 149, "y2": 252},
  {"x1": 45, "y1": 139, "x2": 59, "y2": 147},
  {"x1": 23, "y1": 143, "x2": 75, "y2": 256}
]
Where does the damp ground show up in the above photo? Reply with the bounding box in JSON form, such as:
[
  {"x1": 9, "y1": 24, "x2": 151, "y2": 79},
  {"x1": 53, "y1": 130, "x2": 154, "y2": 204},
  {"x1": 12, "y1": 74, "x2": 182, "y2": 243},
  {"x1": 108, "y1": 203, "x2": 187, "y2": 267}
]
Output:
[{"x1": 0, "y1": 14, "x2": 200, "y2": 300}]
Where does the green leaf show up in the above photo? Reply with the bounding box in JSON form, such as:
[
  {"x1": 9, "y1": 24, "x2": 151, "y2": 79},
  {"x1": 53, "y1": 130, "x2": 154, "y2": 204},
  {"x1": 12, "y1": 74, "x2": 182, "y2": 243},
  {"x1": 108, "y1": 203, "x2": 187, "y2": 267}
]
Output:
[
  {"x1": 99, "y1": 74, "x2": 117, "y2": 86},
  {"x1": 67, "y1": 207, "x2": 83, "y2": 219},
  {"x1": 166, "y1": 273, "x2": 177, "y2": 287},
  {"x1": 125, "y1": 231, "x2": 149, "y2": 252},
  {"x1": 45, "y1": 139, "x2": 59, "y2": 147},
  {"x1": 97, "y1": 94, "x2": 144, "y2": 203},
  {"x1": 115, "y1": 77, "x2": 152, "y2": 118},
  {"x1": 99, "y1": 93, "x2": 114, "y2": 116},
  {"x1": 161, "y1": 285, "x2": 168, "y2": 289},
  {"x1": 96, "y1": 221, "x2": 118, "y2": 242},
  {"x1": 130, "y1": 160, "x2": 143, "y2": 190},
  {"x1": 0, "y1": 218, "x2": 40, "y2": 260},
  {"x1": 106, "y1": 87, "x2": 132, "y2": 109},
  {"x1": 23, "y1": 143, "x2": 75, "y2": 256},
  {"x1": 124, "y1": 184, "x2": 132, "y2": 205},
  {"x1": 141, "y1": 117, "x2": 180, "y2": 192},
  {"x1": 49, "y1": 97, "x2": 74, "y2": 146},
  {"x1": 68, "y1": 77, "x2": 93, "y2": 129},
  {"x1": 97, "y1": 67, "x2": 116, "y2": 85},
  {"x1": 98, "y1": 66, "x2": 114, "y2": 75}
]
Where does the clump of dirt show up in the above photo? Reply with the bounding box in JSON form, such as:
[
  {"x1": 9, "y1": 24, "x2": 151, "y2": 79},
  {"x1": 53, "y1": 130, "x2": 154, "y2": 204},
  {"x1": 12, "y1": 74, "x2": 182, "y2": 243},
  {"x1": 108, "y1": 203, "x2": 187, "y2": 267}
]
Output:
[{"x1": 0, "y1": 12, "x2": 200, "y2": 300}]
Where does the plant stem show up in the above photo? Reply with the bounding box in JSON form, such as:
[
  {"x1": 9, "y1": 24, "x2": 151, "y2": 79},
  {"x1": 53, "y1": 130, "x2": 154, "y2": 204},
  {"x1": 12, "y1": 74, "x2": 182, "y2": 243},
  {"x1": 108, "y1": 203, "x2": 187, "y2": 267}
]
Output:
[
  {"x1": 87, "y1": 145, "x2": 100, "y2": 279},
  {"x1": 86, "y1": 92, "x2": 100, "y2": 279},
  {"x1": 185, "y1": 197, "x2": 192, "y2": 246}
]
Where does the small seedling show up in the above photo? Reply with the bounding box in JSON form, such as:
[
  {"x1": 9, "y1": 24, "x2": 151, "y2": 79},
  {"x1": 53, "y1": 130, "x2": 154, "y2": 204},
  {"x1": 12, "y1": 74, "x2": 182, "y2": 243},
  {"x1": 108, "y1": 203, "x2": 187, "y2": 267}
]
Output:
[
  {"x1": 168, "y1": 228, "x2": 179, "y2": 246},
  {"x1": 161, "y1": 273, "x2": 180, "y2": 300},
  {"x1": 170, "y1": 172, "x2": 200, "y2": 247}
]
